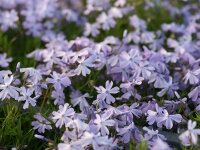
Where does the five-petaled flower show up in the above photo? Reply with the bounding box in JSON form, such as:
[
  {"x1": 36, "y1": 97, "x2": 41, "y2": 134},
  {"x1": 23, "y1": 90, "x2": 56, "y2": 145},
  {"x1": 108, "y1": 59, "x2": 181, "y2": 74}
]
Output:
[{"x1": 95, "y1": 81, "x2": 119, "y2": 104}]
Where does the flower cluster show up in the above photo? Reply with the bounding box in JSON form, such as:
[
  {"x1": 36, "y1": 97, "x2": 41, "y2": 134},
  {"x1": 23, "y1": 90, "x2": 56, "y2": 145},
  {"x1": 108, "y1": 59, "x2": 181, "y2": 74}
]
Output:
[{"x1": 0, "y1": 0, "x2": 83, "y2": 41}]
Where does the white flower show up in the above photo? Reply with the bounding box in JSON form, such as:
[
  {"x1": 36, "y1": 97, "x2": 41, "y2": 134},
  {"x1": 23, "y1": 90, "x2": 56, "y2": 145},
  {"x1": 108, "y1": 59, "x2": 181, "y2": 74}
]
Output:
[
  {"x1": 94, "y1": 114, "x2": 115, "y2": 136},
  {"x1": 18, "y1": 87, "x2": 39, "y2": 109},
  {"x1": 74, "y1": 56, "x2": 96, "y2": 77},
  {"x1": 179, "y1": 120, "x2": 200, "y2": 146},
  {"x1": 0, "y1": 75, "x2": 19, "y2": 100},
  {"x1": 52, "y1": 103, "x2": 75, "y2": 128}
]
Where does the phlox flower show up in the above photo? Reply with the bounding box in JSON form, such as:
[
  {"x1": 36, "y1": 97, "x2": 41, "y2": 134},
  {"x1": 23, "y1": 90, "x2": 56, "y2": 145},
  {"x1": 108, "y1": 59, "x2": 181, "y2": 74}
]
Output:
[
  {"x1": 188, "y1": 86, "x2": 200, "y2": 101},
  {"x1": 157, "y1": 109, "x2": 182, "y2": 129},
  {"x1": 18, "y1": 87, "x2": 39, "y2": 109},
  {"x1": 32, "y1": 113, "x2": 52, "y2": 133},
  {"x1": 74, "y1": 56, "x2": 96, "y2": 77},
  {"x1": 117, "y1": 122, "x2": 135, "y2": 143},
  {"x1": 0, "y1": 70, "x2": 12, "y2": 83},
  {"x1": 84, "y1": 23, "x2": 100, "y2": 37},
  {"x1": 58, "y1": 142, "x2": 83, "y2": 150},
  {"x1": 114, "y1": 0, "x2": 126, "y2": 7},
  {"x1": 128, "y1": 103, "x2": 143, "y2": 118},
  {"x1": 183, "y1": 69, "x2": 200, "y2": 85},
  {"x1": 97, "y1": 12, "x2": 116, "y2": 30},
  {"x1": 0, "y1": 53, "x2": 12, "y2": 68},
  {"x1": 140, "y1": 31, "x2": 155, "y2": 44},
  {"x1": 0, "y1": 75, "x2": 19, "y2": 100},
  {"x1": 96, "y1": 80, "x2": 119, "y2": 104},
  {"x1": 148, "y1": 73, "x2": 168, "y2": 88},
  {"x1": 146, "y1": 103, "x2": 164, "y2": 127},
  {"x1": 119, "y1": 49, "x2": 142, "y2": 68},
  {"x1": 157, "y1": 76, "x2": 179, "y2": 98},
  {"x1": 94, "y1": 114, "x2": 115, "y2": 136},
  {"x1": 77, "y1": 132, "x2": 115, "y2": 150},
  {"x1": 129, "y1": 15, "x2": 147, "y2": 31},
  {"x1": 67, "y1": 118, "x2": 89, "y2": 134},
  {"x1": 20, "y1": 67, "x2": 42, "y2": 81},
  {"x1": 51, "y1": 90, "x2": 65, "y2": 105},
  {"x1": 52, "y1": 103, "x2": 75, "y2": 128},
  {"x1": 70, "y1": 90, "x2": 90, "y2": 111},
  {"x1": 132, "y1": 61, "x2": 155, "y2": 79},
  {"x1": 151, "y1": 138, "x2": 171, "y2": 150},
  {"x1": 143, "y1": 127, "x2": 166, "y2": 141},
  {"x1": 104, "y1": 106, "x2": 123, "y2": 117},
  {"x1": 46, "y1": 71, "x2": 71, "y2": 91},
  {"x1": 27, "y1": 81, "x2": 47, "y2": 96},
  {"x1": 0, "y1": 9, "x2": 18, "y2": 31},
  {"x1": 179, "y1": 120, "x2": 200, "y2": 146},
  {"x1": 164, "y1": 97, "x2": 187, "y2": 114}
]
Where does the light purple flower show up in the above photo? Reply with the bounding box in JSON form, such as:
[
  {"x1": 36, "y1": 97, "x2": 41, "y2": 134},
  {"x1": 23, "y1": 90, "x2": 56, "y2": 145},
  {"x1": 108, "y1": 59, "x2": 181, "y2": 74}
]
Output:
[
  {"x1": 120, "y1": 49, "x2": 142, "y2": 68},
  {"x1": 117, "y1": 122, "x2": 135, "y2": 143},
  {"x1": 141, "y1": 31, "x2": 155, "y2": 44},
  {"x1": 58, "y1": 143, "x2": 83, "y2": 150},
  {"x1": 143, "y1": 127, "x2": 166, "y2": 141},
  {"x1": 74, "y1": 56, "x2": 96, "y2": 77},
  {"x1": 0, "y1": 9, "x2": 18, "y2": 31},
  {"x1": 97, "y1": 12, "x2": 116, "y2": 30},
  {"x1": 0, "y1": 75, "x2": 19, "y2": 100},
  {"x1": 52, "y1": 103, "x2": 75, "y2": 128},
  {"x1": 51, "y1": 90, "x2": 65, "y2": 105},
  {"x1": 183, "y1": 69, "x2": 200, "y2": 85},
  {"x1": 188, "y1": 86, "x2": 200, "y2": 101},
  {"x1": 94, "y1": 114, "x2": 115, "y2": 136},
  {"x1": 157, "y1": 77, "x2": 179, "y2": 98},
  {"x1": 120, "y1": 77, "x2": 144, "y2": 89},
  {"x1": 70, "y1": 90, "x2": 90, "y2": 111},
  {"x1": 32, "y1": 113, "x2": 52, "y2": 133},
  {"x1": 179, "y1": 120, "x2": 200, "y2": 146},
  {"x1": 77, "y1": 132, "x2": 115, "y2": 149},
  {"x1": 129, "y1": 15, "x2": 146, "y2": 31},
  {"x1": 20, "y1": 67, "x2": 42, "y2": 81},
  {"x1": 46, "y1": 71, "x2": 71, "y2": 91},
  {"x1": 96, "y1": 81, "x2": 119, "y2": 104},
  {"x1": 67, "y1": 118, "x2": 89, "y2": 134},
  {"x1": 148, "y1": 73, "x2": 167, "y2": 88},
  {"x1": 129, "y1": 103, "x2": 143, "y2": 118},
  {"x1": 0, "y1": 70, "x2": 12, "y2": 83},
  {"x1": 151, "y1": 138, "x2": 171, "y2": 150},
  {"x1": 104, "y1": 106, "x2": 123, "y2": 117},
  {"x1": 0, "y1": 53, "x2": 12, "y2": 67},
  {"x1": 108, "y1": 7, "x2": 123, "y2": 18},
  {"x1": 147, "y1": 104, "x2": 163, "y2": 127},
  {"x1": 133, "y1": 61, "x2": 155, "y2": 79},
  {"x1": 84, "y1": 23, "x2": 100, "y2": 37},
  {"x1": 157, "y1": 109, "x2": 182, "y2": 129},
  {"x1": 18, "y1": 87, "x2": 40, "y2": 109}
]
